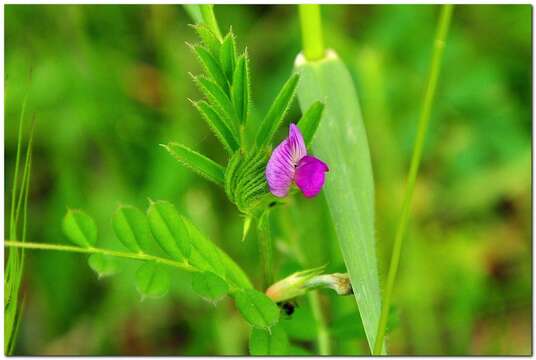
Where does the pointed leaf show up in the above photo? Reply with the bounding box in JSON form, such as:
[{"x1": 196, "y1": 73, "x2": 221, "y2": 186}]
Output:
[
  {"x1": 255, "y1": 73, "x2": 300, "y2": 147},
  {"x1": 233, "y1": 289, "x2": 279, "y2": 329},
  {"x1": 193, "y1": 75, "x2": 237, "y2": 130},
  {"x1": 190, "y1": 44, "x2": 228, "y2": 92},
  {"x1": 249, "y1": 324, "x2": 289, "y2": 355},
  {"x1": 147, "y1": 200, "x2": 191, "y2": 261},
  {"x1": 231, "y1": 53, "x2": 250, "y2": 125},
  {"x1": 164, "y1": 143, "x2": 225, "y2": 186},
  {"x1": 220, "y1": 31, "x2": 236, "y2": 81},
  {"x1": 62, "y1": 209, "x2": 97, "y2": 248},
  {"x1": 135, "y1": 263, "x2": 170, "y2": 299},
  {"x1": 191, "y1": 271, "x2": 229, "y2": 303},
  {"x1": 88, "y1": 254, "x2": 118, "y2": 278},
  {"x1": 112, "y1": 205, "x2": 152, "y2": 253},
  {"x1": 295, "y1": 50, "x2": 384, "y2": 352},
  {"x1": 297, "y1": 101, "x2": 324, "y2": 146},
  {"x1": 191, "y1": 23, "x2": 221, "y2": 57},
  {"x1": 192, "y1": 99, "x2": 239, "y2": 154}
]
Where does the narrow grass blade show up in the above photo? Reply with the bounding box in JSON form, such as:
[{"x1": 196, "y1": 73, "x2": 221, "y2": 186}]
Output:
[
  {"x1": 191, "y1": 75, "x2": 237, "y2": 132},
  {"x1": 190, "y1": 44, "x2": 228, "y2": 93},
  {"x1": 220, "y1": 31, "x2": 237, "y2": 82},
  {"x1": 295, "y1": 50, "x2": 383, "y2": 353},
  {"x1": 255, "y1": 73, "x2": 299, "y2": 148},
  {"x1": 191, "y1": 23, "x2": 221, "y2": 57},
  {"x1": 297, "y1": 101, "x2": 324, "y2": 147},
  {"x1": 163, "y1": 143, "x2": 225, "y2": 186}
]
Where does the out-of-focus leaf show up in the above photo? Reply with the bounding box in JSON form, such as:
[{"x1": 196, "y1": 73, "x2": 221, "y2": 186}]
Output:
[
  {"x1": 62, "y1": 209, "x2": 97, "y2": 248},
  {"x1": 255, "y1": 73, "x2": 300, "y2": 147},
  {"x1": 163, "y1": 142, "x2": 225, "y2": 186},
  {"x1": 112, "y1": 205, "x2": 151, "y2": 253},
  {"x1": 191, "y1": 271, "x2": 229, "y2": 303},
  {"x1": 190, "y1": 44, "x2": 228, "y2": 92},
  {"x1": 233, "y1": 289, "x2": 279, "y2": 329},
  {"x1": 232, "y1": 53, "x2": 250, "y2": 125},
  {"x1": 192, "y1": 100, "x2": 239, "y2": 154},
  {"x1": 147, "y1": 200, "x2": 191, "y2": 261},
  {"x1": 295, "y1": 50, "x2": 384, "y2": 352},
  {"x1": 330, "y1": 306, "x2": 399, "y2": 340},
  {"x1": 135, "y1": 262, "x2": 170, "y2": 299},
  {"x1": 183, "y1": 5, "x2": 203, "y2": 24},
  {"x1": 249, "y1": 323, "x2": 289, "y2": 355},
  {"x1": 88, "y1": 254, "x2": 118, "y2": 278},
  {"x1": 220, "y1": 31, "x2": 236, "y2": 82},
  {"x1": 297, "y1": 101, "x2": 324, "y2": 146}
]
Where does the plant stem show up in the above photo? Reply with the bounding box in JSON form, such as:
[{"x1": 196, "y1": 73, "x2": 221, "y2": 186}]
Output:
[
  {"x1": 257, "y1": 211, "x2": 273, "y2": 288},
  {"x1": 280, "y1": 206, "x2": 331, "y2": 355},
  {"x1": 373, "y1": 5, "x2": 454, "y2": 355},
  {"x1": 298, "y1": 5, "x2": 325, "y2": 61},
  {"x1": 4, "y1": 240, "x2": 196, "y2": 272}
]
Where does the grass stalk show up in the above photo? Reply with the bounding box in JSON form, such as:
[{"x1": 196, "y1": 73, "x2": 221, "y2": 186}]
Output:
[
  {"x1": 257, "y1": 211, "x2": 273, "y2": 288},
  {"x1": 298, "y1": 5, "x2": 325, "y2": 61},
  {"x1": 373, "y1": 5, "x2": 454, "y2": 355}
]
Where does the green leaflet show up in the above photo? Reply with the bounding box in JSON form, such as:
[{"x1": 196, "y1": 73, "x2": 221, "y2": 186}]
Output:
[
  {"x1": 249, "y1": 323, "x2": 289, "y2": 355},
  {"x1": 233, "y1": 289, "x2": 280, "y2": 330},
  {"x1": 191, "y1": 271, "x2": 229, "y2": 303},
  {"x1": 163, "y1": 142, "x2": 225, "y2": 186},
  {"x1": 297, "y1": 101, "x2": 324, "y2": 146},
  {"x1": 190, "y1": 44, "x2": 228, "y2": 93},
  {"x1": 182, "y1": 217, "x2": 252, "y2": 289},
  {"x1": 191, "y1": 23, "x2": 221, "y2": 57},
  {"x1": 231, "y1": 53, "x2": 250, "y2": 125},
  {"x1": 255, "y1": 73, "x2": 299, "y2": 148},
  {"x1": 62, "y1": 209, "x2": 97, "y2": 248},
  {"x1": 192, "y1": 100, "x2": 239, "y2": 154},
  {"x1": 220, "y1": 31, "x2": 237, "y2": 82},
  {"x1": 295, "y1": 50, "x2": 384, "y2": 353},
  {"x1": 88, "y1": 254, "x2": 118, "y2": 278},
  {"x1": 192, "y1": 75, "x2": 238, "y2": 132},
  {"x1": 112, "y1": 205, "x2": 152, "y2": 253},
  {"x1": 147, "y1": 200, "x2": 191, "y2": 261},
  {"x1": 135, "y1": 262, "x2": 170, "y2": 299}
]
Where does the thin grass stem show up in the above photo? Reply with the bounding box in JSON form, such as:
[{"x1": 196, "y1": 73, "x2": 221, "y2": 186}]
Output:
[
  {"x1": 373, "y1": 5, "x2": 454, "y2": 355},
  {"x1": 298, "y1": 5, "x2": 325, "y2": 61}
]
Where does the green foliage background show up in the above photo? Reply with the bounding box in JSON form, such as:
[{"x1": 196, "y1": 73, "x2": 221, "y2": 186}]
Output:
[{"x1": 4, "y1": 4, "x2": 531, "y2": 355}]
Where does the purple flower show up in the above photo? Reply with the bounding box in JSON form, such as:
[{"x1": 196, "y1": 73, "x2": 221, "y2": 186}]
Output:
[{"x1": 266, "y1": 124, "x2": 329, "y2": 198}]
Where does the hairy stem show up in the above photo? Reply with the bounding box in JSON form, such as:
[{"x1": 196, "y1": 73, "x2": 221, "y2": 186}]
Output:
[
  {"x1": 298, "y1": 5, "x2": 325, "y2": 61},
  {"x1": 4, "y1": 241, "x2": 196, "y2": 272},
  {"x1": 257, "y1": 211, "x2": 273, "y2": 288},
  {"x1": 373, "y1": 5, "x2": 454, "y2": 355}
]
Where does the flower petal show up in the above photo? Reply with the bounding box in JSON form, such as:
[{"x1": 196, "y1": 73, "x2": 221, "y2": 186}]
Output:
[
  {"x1": 288, "y1": 123, "x2": 307, "y2": 165},
  {"x1": 266, "y1": 140, "x2": 295, "y2": 197},
  {"x1": 295, "y1": 155, "x2": 329, "y2": 198}
]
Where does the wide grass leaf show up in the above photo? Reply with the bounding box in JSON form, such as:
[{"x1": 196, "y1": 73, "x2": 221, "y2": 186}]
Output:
[
  {"x1": 62, "y1": 209, "x2": 97, "y2": 248},
  {"x1": 295, "y1": 50, "x2": 384, "y2": 353},
  {"x1": 163, "y1": 142, "x2": 225, "y2": 186},
  {"x1": 233, "y1": 289, "x2": 280, "y2": 329},
  {"x1": 135, "y1": 263, "x2": 170, "y2": 299}
]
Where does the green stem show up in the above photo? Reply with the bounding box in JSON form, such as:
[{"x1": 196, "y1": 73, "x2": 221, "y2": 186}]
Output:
[
  {"x1": 298, "y1": 5, "x2": 325, "y2": 61},
  {"x1": 281, "y1": 206, "x2": 331, "y2": 355},
  {"x1": 4, "y1": 240, "x2": 196, "y2": 272},
  {"x1": 257, "y1": 211, "x2": 273, "y2": 288},
  {"x1": 373, "y1": 5, "x2": 454, "y2": 355},
  {"x1": 200, "y1": 5, "x2": 223, "y2": 41}
]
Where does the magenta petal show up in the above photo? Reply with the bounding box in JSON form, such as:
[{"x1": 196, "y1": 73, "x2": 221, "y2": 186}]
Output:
[
  {"x1": 295, "y1": 155, "x2": 329, "y2": 198},
  {"x1": 266, "y1": 124, "x2": 307, "y2": 198}
]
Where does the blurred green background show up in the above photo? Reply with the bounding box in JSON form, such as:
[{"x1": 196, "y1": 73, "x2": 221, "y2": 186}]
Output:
[{"x1": 4, "y1": 4, "x2": 531, "y2": 355}]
